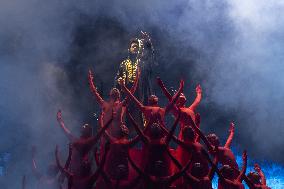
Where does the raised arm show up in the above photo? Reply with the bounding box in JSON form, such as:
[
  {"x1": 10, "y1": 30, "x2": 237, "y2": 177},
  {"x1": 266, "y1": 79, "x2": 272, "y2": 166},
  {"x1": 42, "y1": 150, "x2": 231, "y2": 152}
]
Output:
[
  {"x1": 56, "y1": 110, "x2": 77, "y2": 142},
  {"x1": 31, "y1": 146, "x2": 42, "y2": 180},
  {"x1": 188, "y1": 84, "x2": 202, "y2": 111},
  {"x1": 224, "y1": 122, "x2": 235, "y2": 148},
  {"x1": 254, "y1": 163, "x2": 266, "y2": 186},
  {"x1": 88, "y1": 69, "x2": 104, "y2": 106},
  {"x1": 157, "y1": 77, "x2": 172, "y2": 101},
  {"x1": 55, "y1": 145, "x2": 72, "y2": 178},
  {"x1": 164, "y1": 110, "x2": 181, "y2": 144},
  {"x1": 165, "y1": 79, "x2": 184, "y2": 113},
  {"x1": 127, "y1": 112, "x2": 149, "y2": 144},
  {"x1": 119, "y1": 79, "x2": 144, "y2": 111},
  {"x1": 237, "y1": 150, "x2": 247, "y2": 182}
]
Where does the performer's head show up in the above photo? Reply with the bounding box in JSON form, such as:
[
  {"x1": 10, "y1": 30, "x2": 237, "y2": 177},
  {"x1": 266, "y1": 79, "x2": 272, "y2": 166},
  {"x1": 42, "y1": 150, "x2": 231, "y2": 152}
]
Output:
[
  {"x1": 220, "y1": 165, "x2": 235, "y2": 180},
  {"x1": 128, "y1": 38, "x2": 140, "y2": 55},
  {"x1": 149, "y1": 123, "x2": 163, "y2": 139},
  {"x1": 80, "y1": 123, "x2": 93, "y2": 138},
  {"x1": 247, "y1": 172, "x2": 261, "y2": 184},
  {"x1": 176, "y1": 93, "x2": 187, "y2": 107},
  {"x1": 206, "y1": 133, "x2": 220, "y2": 147},
  {"x1": 110, "y1": 88, "x2": 121, "y2": 101},
  {"x1": 191, "y1": 162, "x2": 208, "y2": 178},
  {"x1": 148, "y1": 95, "x2": 158, "y2": 106},
  {"x1": 46, "y1": 163, "x2": 59, "y2": 177},
  {"x1": 182, "y1": 126, "x2": 195, "y2": 142}
]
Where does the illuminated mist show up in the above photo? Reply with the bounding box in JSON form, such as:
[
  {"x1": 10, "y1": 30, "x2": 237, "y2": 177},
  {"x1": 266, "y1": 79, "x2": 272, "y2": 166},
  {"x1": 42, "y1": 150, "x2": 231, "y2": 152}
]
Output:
[{"x1": 0, "y1": 0, "x2": 283, "y2": 188}]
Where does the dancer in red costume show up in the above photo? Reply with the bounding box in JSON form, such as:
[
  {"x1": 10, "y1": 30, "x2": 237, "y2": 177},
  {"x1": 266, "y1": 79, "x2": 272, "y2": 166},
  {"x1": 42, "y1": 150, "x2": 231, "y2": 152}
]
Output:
[
  {"x1": 157, "y1": 77, "x2": 202, "y2": 138},
  {"x1": 128, "y1": 149, "x2": 191, "y2": 189},
  {"x1": 204, "y1": 123, "x2": 239, "y2": 177},
  {"x1": 55, "y1": 142, "x2": 109, "y2": 189},
  {"x1": 168, "y1": 149, "x2": 219, "y2": 189},
  {"x1": 217, "y1": 151, "x2": 247, "y2": 189},
  {"x1": 88, "y1": 69, "x2": 139, "y2": 137},
  {"x1": 32, "y1": 146, "x2": 62, "y2": 189},
  {"x1": 98, "y1": 115, "x2": 142, "y2": 181},
  {"x1": 244, "y1": 164, "x2": 271, "y2": 189},
  {"x1": 188, "y1": 117, "x2": 239, "y2": 178},
  {"x1": 171, "y1": 125, "x2": 211, "y2": 176},
  {"x1": 119, "y1": 78, "x2": 184, "y2": 134},
  {"x1": 56, "y1": 110, "x2": 113, "y2": 174},
  {"x1": 127, "y1": 109, "x2": 181, "y2": 177},
  {"x1": 94, "y1": 142, "x2": 143, "y2": 189}
]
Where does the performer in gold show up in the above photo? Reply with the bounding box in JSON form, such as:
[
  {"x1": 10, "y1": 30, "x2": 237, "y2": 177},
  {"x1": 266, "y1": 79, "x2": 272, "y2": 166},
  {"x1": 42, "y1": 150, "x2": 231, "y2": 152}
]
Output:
[
  {"x1": 115, "y1": 31, "x2": 155, "y2": 104},
  {"x1": 115, "y1": 31, "x2": 156, "y2": 126}
]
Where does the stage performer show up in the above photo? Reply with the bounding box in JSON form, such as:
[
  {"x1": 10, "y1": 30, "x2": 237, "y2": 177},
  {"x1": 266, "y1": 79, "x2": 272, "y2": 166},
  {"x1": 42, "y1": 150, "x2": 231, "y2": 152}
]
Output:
[
  {"x1": 204, "y1": 123, "x2": 239, "y2": 177},
  {"x1": 244, "y1": 164, "x2": 271, "y2": 189},
  {"x1": 168, "y1": 149, "x2": 219, "y2": 189},
  {"x1": 99, "y1": 115, "x2": 143, "y2": 181},
  {"x1": 119, "y1": 78, "x2": 184, "y2": 135},
  {"x1": 128, "y1": 109, "x2": 181, "y2": 177},
  {"x1": 171, "y1": 125, "x2": 211, "y2": 175},
  {"x1": 217, "y1": 151, "x2": 247, "y2": 189},
  {"x1": 157, "y1": 77, "x2": 202, "y2": 139},
  {"x1": 55, "y1": 143, "x2": 109, "y2": 189},
  {"x1": 115, "y1": 31, "x2": 155, "y2": 104},
  {"x1": 88, "y1": 69, "x2": 139, "y2": 138},
  {"x1": 56, "y1": 110, "x2": 113, "y2": 175},
  {"x1": 115, "y1": 32, "x2": 155, "y2": 127},
  {"x1": 128, "y1": 149, "x2": 191, "y2": 189},
  {"x1": 93, "y1": 144, "x2": 142, "y2": 189},
  {"x1": 187, "y1": 117, "x2": 239, "y2": 178}
]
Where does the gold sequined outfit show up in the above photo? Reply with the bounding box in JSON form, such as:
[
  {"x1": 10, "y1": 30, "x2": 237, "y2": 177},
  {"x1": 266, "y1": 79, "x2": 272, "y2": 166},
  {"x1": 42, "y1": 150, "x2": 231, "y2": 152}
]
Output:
[{"x1": 116, "y1": 58, "x2": 139, "y2": 85}]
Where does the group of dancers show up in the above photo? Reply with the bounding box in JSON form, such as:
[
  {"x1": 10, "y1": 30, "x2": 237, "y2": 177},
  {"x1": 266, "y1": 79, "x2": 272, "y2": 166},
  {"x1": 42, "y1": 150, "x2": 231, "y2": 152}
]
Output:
[{"x1": 27, "y1": 66, "x2": 271, "y2": 189}]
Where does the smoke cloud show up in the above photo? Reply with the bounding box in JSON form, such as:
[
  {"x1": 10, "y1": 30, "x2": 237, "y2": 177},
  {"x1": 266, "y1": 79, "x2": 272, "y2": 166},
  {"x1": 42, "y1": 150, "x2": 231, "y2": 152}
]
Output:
[{"x1": 0, "y1": 0, "x2": 283, "y2": 188}]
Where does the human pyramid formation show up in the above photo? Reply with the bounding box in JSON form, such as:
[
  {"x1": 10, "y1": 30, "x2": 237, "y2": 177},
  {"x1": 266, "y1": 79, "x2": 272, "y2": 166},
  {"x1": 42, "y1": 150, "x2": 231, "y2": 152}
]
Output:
[{"x1": 29, "y1": 69, "x2": 271, "y2": 189}]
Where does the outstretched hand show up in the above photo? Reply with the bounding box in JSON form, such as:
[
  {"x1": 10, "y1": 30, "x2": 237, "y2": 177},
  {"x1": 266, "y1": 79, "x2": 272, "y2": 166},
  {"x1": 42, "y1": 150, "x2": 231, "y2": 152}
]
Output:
[
  {"x1": 229, "y1": 122, "x2": 235, "y2": 133},
  {"x1": 254, "y1": 163, "x2": 261, "y2": 173},
  {"x1": 141, "y1": 31, "x2": 151, "y2": 42},
  {"x1": 196, "y1": 84, "x2": 202, "y2": 94},
  {"x1": 88, "y1": 69, "x2": 94, "y2": 82},
  {"x1": 57, "y1": 110, "x2": 62, "y2": 122}
]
